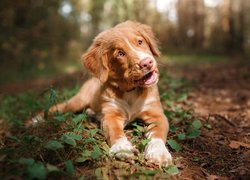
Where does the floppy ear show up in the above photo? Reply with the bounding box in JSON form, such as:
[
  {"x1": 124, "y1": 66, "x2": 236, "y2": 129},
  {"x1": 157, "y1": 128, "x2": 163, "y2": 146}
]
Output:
[
  {"x1": 138, "y1": 23, "x2": 160, "y2": 57},
  {"x1": 82, "y1": 42, "x2": 109, "y2": 83}
]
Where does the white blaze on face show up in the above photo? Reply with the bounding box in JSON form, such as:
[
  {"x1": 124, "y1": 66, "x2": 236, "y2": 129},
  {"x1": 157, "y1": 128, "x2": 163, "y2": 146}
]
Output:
[{"x1": 124, "y1": 38, "x2": 154, "y2": 62}]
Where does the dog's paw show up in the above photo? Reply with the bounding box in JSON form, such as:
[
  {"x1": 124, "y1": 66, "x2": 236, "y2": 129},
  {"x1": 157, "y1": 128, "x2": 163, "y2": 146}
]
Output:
[
  {"x1": 109, "y1": 137, "x2": 135, "y2": 159},
  {"x1": 31, "y1": 114, "x2": 45, "y2": 124},
  {"x1": 145, "y1": 138, "x2": 172, "y2": 166},
  {"x1": 25, "y1": 114, "x2": 45, "y2": 128}
]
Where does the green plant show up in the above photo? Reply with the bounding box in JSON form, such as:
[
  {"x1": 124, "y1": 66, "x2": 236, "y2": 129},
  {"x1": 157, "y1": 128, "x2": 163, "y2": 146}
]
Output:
[{"x1": 0, "y1": 69, "x2": 204, "y2": 179}]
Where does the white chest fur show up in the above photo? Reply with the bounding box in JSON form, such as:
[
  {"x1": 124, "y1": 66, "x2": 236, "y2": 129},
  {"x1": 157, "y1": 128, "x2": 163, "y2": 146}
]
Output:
[{"x1": 102, "y1": 87, "x2": 158, "y2": 123}]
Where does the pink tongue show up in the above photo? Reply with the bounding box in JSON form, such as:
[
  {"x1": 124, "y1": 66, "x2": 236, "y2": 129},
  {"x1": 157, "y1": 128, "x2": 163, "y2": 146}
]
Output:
[{"x1": 144, "y1": 72, "x2": 156, "y2": 85}]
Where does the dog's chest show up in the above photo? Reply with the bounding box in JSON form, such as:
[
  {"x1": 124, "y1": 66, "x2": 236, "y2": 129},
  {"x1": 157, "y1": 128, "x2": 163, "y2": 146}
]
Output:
[
  {"x1": 120, "y1": 90, "x2": 156, "y2": 121},
  {"x1": 102, "y1": 88, "x2": 157, "y2": 122}
]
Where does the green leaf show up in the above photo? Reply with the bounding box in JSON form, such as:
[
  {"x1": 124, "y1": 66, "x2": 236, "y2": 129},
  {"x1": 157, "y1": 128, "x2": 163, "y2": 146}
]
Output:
[
  {"x1": 164, "y1": 165, "x2": 179, "y2": 175},
  {"x1": 177, "y1": 92, "x2": 187, "y2": 102},
  {"x1": 27, "y1": 162, "x2": 47, "y2": 180},
  {"x1": 49, "y1": 88, "x2": 57, "y2": 105},
  {"x1": 91, "y1": 145, "x2": 103, "y2": 159},
  {"x1": 95, "y1": 168, "x2": 102, "y2": 179},
  {"x1": 19, "y1": 158, "x2": 35, "y2": 166},
  {"x1": 141, "y1": 169, "x2": 159, "y2": 176},
  {"x1": 60, "y1": 134, "x2": 76, "y2": 146},
  {"x1": 72, "y1": 113, "x2": 87, "y2": 125},
  {"x1": 141, "y1": 138, "x2": 150, "y2": 146},
  {"x1": 164, "y1": 109, "x2": 174, "y2": 120},
  {"x1": 177, "y1": 133, "x2": 186, "y2": 140},
  {"x1": 65, "y1": 160, "x2": 74, "y2": 174},
  {"x1": 204, "y1": 122, "x2": 212, "y2": 129},
  {"x1": 88, "y1": 129, "x2": 99, "y2": 137},
  {"x1": 137, "y1": 138, "x2": 151, "y2": 152},
  {"x1": 100, "y1": 142, "x2": 110, "y2": 154},
  {"x1": 76, "y1": 150, "x2": 92, "y2": 163},
  {"x1": 65, "y1": 132, "x2": 82, "y2": 140},
  {"x1": 53, "y1": 113, "x2": 70, "y2": 122},
  {"x1": 23, "y1": 135, "x2": 42, "y2": 143},
  {"x1": 186, "y1": 129, "x2": 200, "y2": 139},
  {"x1": 167, "y1": 139, "x2": 182, "y2": 152},
  {"x1": 191, "y1": 120, "x2": 202, "y2": 129},
  {"x1": 46, "y1": 164, "x2": 60, "y2": 172},
  {"x1": 60, "y1": 132, "x2": 81, "y2": 146},
  {"x1": 169, "y1": 125, "x2": 177, "y2": 132},
  {"x1": 83, "y1": 137, "x2": 96, "y2": 144},
  {"x1": 133, "y1": 123, "x2": 144, "y2": 132},
  {"x1": 45, "y1": 140, "x2": 64, "y2": 150},
  {"x1": 67, "y1": 132, "x2": 82, "y2": 141},
  {"x1": 192, "y1": 156, "x2": 200, "y2": 162}
]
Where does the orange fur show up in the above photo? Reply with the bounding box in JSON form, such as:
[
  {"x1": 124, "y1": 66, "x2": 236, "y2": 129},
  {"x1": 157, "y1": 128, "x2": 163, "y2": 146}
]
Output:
[{"x1": 46, "y1": 21, "x2": 170, "y2": 159}]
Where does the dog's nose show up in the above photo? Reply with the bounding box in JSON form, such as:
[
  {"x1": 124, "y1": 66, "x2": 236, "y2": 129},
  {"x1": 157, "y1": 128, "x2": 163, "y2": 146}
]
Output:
[{"x1": 139, "y1": 57, "x2": 153, "y2": 70}]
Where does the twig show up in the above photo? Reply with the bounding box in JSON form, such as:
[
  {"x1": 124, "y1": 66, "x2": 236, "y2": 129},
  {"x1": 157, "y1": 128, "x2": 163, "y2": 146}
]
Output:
[{"x1": 210, "y1": 114, "x2": 236, "y2": 127}]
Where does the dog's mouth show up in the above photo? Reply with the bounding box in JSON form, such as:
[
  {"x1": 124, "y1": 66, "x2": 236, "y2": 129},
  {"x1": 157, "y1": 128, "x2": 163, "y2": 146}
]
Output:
[{"x1": 134, "y1": 70, "x2": 158, "y2": 86}]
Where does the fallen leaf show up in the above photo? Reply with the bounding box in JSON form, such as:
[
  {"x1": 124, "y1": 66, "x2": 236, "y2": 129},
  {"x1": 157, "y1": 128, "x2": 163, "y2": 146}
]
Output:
[
  {"x1": 229, "y1": 140, "x2": 250, "y2": 149},
  {"x1": 208, "y1": 174, "x2": 228, "y2": 180}
]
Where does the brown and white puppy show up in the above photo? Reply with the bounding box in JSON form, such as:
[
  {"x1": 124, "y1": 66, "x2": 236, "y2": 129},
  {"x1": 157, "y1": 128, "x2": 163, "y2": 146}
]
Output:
[{"x1": 39, "y1": 21, "x2": 172, "y2": 166}]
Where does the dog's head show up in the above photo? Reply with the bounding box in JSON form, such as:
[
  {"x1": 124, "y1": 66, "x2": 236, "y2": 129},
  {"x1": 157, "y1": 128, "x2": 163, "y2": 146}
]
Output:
[{"x1": 82, "y1": 21, "x2": 160, "y2": 91}]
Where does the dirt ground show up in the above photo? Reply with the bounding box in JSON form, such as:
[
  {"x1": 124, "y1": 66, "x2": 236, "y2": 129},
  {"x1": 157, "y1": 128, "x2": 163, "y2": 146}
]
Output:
[
  {"x1": 0, "y1": 60, "x2": 249, "y2": 179},
  {"x1": 169, "y1": 61, "x2": 250, "y2": 179}
]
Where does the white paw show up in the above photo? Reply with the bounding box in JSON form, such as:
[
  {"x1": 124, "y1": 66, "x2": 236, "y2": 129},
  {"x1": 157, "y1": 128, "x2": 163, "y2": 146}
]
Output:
[
  {"x1": 25, "y1": 114, "x2": 45, "y2": 128},
  {"x1": 31, "y1": 114, "x2": 45, "y2": 125},
  {"x1": 85, "y1": 108, "x2": 96, "y2": 117},
  {"x1": 109, "y1": 137, "x2": 134, "y2": 159},
  {"x1": 145, "y1": 138, "x2": 172, "y2": 166},
  {"x1": 24, "y1": 114, "x2": 45, "y2": 128}
]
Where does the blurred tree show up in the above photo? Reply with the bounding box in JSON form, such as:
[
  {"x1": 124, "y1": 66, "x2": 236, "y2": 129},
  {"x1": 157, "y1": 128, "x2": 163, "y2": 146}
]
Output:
[
  {"x1": 88, "y1": 0, "x2": 106, "y2": 36},
  {"x1": 176, "y1": 0, "x2": 205, "y2": 49},
  {"x1": 208, "y1": 0, "x2": 247, "y2": 54},
  {"x1": 227, "y1": 0, "x2": 245, "y2": 53},
  {"x1": 0, "y1": 0, "x2": 249, "y2": 82},
  {"x1": 0, "y1": 0, "x2": 80, "y2": 73}
]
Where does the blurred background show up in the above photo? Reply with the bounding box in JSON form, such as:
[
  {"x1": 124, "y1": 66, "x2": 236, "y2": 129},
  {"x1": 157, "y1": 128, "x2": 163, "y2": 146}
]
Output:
[{"x1": 0, "y1": 0, "x2": 249, "y2": 86}]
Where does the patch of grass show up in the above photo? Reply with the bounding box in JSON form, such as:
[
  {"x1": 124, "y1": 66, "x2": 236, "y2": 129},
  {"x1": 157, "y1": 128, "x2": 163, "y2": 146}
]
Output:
[{"x1": 0, "y1": 72, "x2": 202, "y2": 179}]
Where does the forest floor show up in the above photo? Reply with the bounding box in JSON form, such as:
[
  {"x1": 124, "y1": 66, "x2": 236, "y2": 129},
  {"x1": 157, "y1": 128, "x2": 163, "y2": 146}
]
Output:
[
  {"x1": 0, "y1": 55, "x2": 249, "y2": 179},
  {"x1": 165, "y1": 59, "x2": 250, "y2": 179}
]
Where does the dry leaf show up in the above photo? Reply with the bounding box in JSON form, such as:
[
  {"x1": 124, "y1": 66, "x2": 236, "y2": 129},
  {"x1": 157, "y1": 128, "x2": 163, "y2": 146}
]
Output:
[
  {"x1": 229, "y1": 140, "x2": 250, "y2": 149},
  {"x1": 208, "y1": 174, "x2": 228, "y2": 180}
]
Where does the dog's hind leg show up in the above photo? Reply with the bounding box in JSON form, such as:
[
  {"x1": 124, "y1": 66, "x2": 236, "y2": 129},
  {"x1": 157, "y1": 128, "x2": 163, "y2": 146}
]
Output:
[
  {"x1": 29, "y1": 77, "x2": 101, "y2": 126},
  {"x1": 49, "y1": 77, "x2": 101, "y2": 113}
]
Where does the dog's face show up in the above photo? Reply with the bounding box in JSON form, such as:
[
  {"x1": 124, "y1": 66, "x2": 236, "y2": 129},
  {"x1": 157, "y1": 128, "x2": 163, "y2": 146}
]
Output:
[{"x1": 83, "y1": 21, "x2": 160, "y2": 91}]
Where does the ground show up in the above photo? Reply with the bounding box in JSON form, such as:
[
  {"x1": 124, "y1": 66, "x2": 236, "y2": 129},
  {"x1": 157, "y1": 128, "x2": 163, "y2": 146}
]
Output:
[
  {"x1": 0, "y1": 54, "x2": 249, "y2": 179},
  {"x1": 167, "y1": 60, "x2": 250, "y2": 179}
]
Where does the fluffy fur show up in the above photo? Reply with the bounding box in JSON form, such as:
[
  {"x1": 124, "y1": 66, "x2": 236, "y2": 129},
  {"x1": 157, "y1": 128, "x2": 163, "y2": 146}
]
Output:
[{"x1": 38, "y1": 21, "x2": 172, "y2": 166}]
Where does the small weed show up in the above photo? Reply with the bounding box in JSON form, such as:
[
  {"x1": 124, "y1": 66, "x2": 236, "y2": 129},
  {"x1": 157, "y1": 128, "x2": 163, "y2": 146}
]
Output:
[
  {"x1": 18, "y1": 158, "x2": 47, "y2": 180},
  {"x1": 163, "y1": 165, "x2": 180, "y2": 175},
  {"x1": 130, "y1": 121, "x2": 150, "y2": 152},
  {"x1": 160, "y1": 74, "x2": 203, "y2": 156},
  {"x1": 167, "y1": 139, "x2": 182, "y2": 152}
]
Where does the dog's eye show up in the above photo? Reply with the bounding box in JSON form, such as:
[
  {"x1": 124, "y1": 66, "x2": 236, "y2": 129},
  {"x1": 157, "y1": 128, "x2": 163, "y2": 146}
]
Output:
[
  {"x1": 118, "y1": 50, "x2": 125, "y2": 57},
  {"x1": 138, "y1": 39, "x2": 143, "y2": 45}
]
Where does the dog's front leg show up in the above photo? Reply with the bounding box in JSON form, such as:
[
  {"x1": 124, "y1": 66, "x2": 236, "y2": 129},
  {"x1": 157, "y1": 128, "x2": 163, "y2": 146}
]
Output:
[
  {"x1": 102, "y1": 109, "x2": 134, "y2": 159},
  {"x1": 140, "y1": 109, "x2": 173, "y2": 166}
]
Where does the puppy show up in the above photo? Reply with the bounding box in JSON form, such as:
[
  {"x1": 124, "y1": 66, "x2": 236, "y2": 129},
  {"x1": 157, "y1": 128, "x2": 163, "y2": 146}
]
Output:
[{"x1": 39, "y1": 21, "x2": 172, "y2": 166}]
